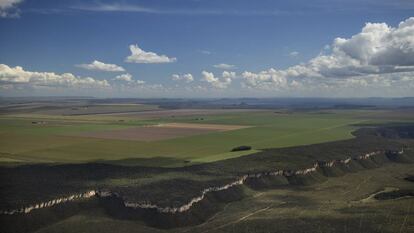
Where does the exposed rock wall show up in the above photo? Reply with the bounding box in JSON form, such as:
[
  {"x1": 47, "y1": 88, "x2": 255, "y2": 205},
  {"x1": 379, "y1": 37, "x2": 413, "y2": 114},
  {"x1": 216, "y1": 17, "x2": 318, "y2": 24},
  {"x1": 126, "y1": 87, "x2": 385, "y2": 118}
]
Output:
[
  {"x1": 0, "y1": 190, "x2": 97, "y2": 215},
  {"x1": 2, "y1": 150, "x2": 397, "y2": 217},
  {"x1": 123, "y1": 151, "x2": 385, "y2": 215}
]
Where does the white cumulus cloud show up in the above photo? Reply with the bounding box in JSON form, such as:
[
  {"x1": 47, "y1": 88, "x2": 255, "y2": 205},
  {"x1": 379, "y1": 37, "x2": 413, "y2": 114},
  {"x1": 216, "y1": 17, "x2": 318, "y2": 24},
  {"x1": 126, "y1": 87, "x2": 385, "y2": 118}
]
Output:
[
  {"x1": 125, "y1": 44, "x2": 176, "y2": 64},
  {"x1": 114, "y1": 73, "x2": 133, "y2": 82},
  {"x1": 333, "y1": 21, "x2": 413, "y2": 66},
  {"x1": 171, "y1": 73, "x2": 194, "y2": 83},
  {"x1": 113, "y1": 73, "x2": 145, "y2": 85},
  {"x1": 201, "y1": 71, "x2": 234, "y2": 89},
  {"x1": 242, "y1": 17, "x2": 414, "y2": 92},
  {"x1": 0, "y1": 64, "x2": 110, "y2": 89},
  {"x1": 77, "y1": 60, "x2": 125, "y2": 72},
  {"x1": 242, "y1": 69, "x2": 288, "y2": 89}
]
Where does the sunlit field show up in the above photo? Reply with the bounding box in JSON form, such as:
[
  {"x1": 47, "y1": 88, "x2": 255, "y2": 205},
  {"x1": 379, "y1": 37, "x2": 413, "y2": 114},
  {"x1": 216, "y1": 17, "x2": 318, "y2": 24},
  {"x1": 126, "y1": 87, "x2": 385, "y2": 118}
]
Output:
[{"x1": 2, "y1": 106, "x2": 410, "y2": 167}]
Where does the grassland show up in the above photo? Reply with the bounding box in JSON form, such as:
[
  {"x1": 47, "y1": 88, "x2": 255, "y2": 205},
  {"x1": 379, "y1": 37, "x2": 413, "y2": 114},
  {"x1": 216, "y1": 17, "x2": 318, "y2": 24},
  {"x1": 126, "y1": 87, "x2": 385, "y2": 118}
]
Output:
[
  {"x1": 29, "y1": 162, "x2": 414, "y2": 233},
  {"x1": 1, "y1": 107, "x2": 413, "y2": 167}
]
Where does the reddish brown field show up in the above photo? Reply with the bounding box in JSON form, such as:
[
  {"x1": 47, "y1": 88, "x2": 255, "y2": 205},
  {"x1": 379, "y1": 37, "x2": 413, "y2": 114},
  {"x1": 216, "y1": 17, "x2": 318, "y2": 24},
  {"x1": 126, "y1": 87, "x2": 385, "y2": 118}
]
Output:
[{"x1": 78, "y1": 123, "x2": 250, "y2": 141}]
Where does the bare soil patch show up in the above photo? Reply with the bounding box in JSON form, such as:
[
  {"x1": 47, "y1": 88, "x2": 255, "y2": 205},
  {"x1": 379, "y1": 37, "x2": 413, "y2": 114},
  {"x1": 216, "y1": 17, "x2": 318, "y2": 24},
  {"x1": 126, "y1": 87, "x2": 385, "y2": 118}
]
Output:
[{"x1": 78, "y1": 123, "x2": 250, "y2": 141}]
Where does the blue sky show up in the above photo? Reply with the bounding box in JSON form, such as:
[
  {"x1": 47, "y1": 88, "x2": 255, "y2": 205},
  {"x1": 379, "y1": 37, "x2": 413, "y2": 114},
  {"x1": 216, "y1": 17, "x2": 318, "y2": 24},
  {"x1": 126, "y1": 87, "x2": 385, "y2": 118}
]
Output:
[{"x1": 0, "y1": 0, "x2": 413, "y2": 97}]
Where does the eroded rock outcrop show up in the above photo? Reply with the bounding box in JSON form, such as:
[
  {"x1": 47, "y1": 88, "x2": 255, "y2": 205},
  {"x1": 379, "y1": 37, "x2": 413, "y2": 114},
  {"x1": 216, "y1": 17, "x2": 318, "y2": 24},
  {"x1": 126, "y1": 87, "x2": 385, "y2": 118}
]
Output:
[
  {"x1": 0, "y1": 190, "x2": 97, "y2": 215},
  {"x1": 1, "y1": 148, "x2": 410, "y2": 229}
]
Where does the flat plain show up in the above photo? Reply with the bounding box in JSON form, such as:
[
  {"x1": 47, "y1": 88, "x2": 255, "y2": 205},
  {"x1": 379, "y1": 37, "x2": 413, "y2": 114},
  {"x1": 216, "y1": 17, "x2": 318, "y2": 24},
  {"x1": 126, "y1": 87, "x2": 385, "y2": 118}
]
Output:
[
  {"x1": 1, "y1": 103, "x2": 413, "y2": 167},
  {"x1": 77, "y1": 123, "x2": 250, "y2": 142}
]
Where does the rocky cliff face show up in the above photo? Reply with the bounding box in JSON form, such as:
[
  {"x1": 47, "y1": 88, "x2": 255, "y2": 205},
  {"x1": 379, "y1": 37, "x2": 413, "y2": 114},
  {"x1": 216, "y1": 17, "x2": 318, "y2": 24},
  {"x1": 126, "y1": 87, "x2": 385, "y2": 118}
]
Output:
[
  {"x1": 0, "y1": 190, "x2": 97, "y2": 215},
  {"x1": 2, "y1": 149, "x2": 406, "y2": 220}
]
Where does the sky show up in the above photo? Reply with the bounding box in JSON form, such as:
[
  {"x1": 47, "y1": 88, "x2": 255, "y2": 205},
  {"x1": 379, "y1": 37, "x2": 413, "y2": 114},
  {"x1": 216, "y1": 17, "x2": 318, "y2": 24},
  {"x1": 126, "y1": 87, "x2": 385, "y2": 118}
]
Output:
[{"x1": 0, "y1": 0, "x2": 413, "y2": 98}]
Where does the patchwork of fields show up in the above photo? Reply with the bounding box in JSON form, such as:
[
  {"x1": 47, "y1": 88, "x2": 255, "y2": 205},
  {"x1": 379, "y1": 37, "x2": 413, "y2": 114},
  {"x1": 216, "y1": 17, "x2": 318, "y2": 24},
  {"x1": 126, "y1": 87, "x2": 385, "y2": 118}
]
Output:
[{"x1": 1, "y1": 103, "x2": 413, "y2": 167}]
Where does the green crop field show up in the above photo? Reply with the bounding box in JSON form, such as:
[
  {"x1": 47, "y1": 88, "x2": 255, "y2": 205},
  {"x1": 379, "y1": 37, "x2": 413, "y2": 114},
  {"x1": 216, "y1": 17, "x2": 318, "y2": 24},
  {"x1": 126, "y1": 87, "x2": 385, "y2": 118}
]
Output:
[{"x1": 1, "y1": 108, "x2": 413, "y2": 167}]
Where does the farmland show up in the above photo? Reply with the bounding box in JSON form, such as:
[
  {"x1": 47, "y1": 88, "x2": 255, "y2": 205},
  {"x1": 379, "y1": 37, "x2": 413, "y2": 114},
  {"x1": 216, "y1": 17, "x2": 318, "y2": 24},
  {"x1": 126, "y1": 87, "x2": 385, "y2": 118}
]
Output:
[
  {"x1": 1, "y1": 99, "x2": 414, "y2": 233},
  {"x1": 0, "y1": 103, "x2": 405, "y2": 167},
  {"x1": 77, "y1": 123, "x2": 250, "y2": 142}
]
